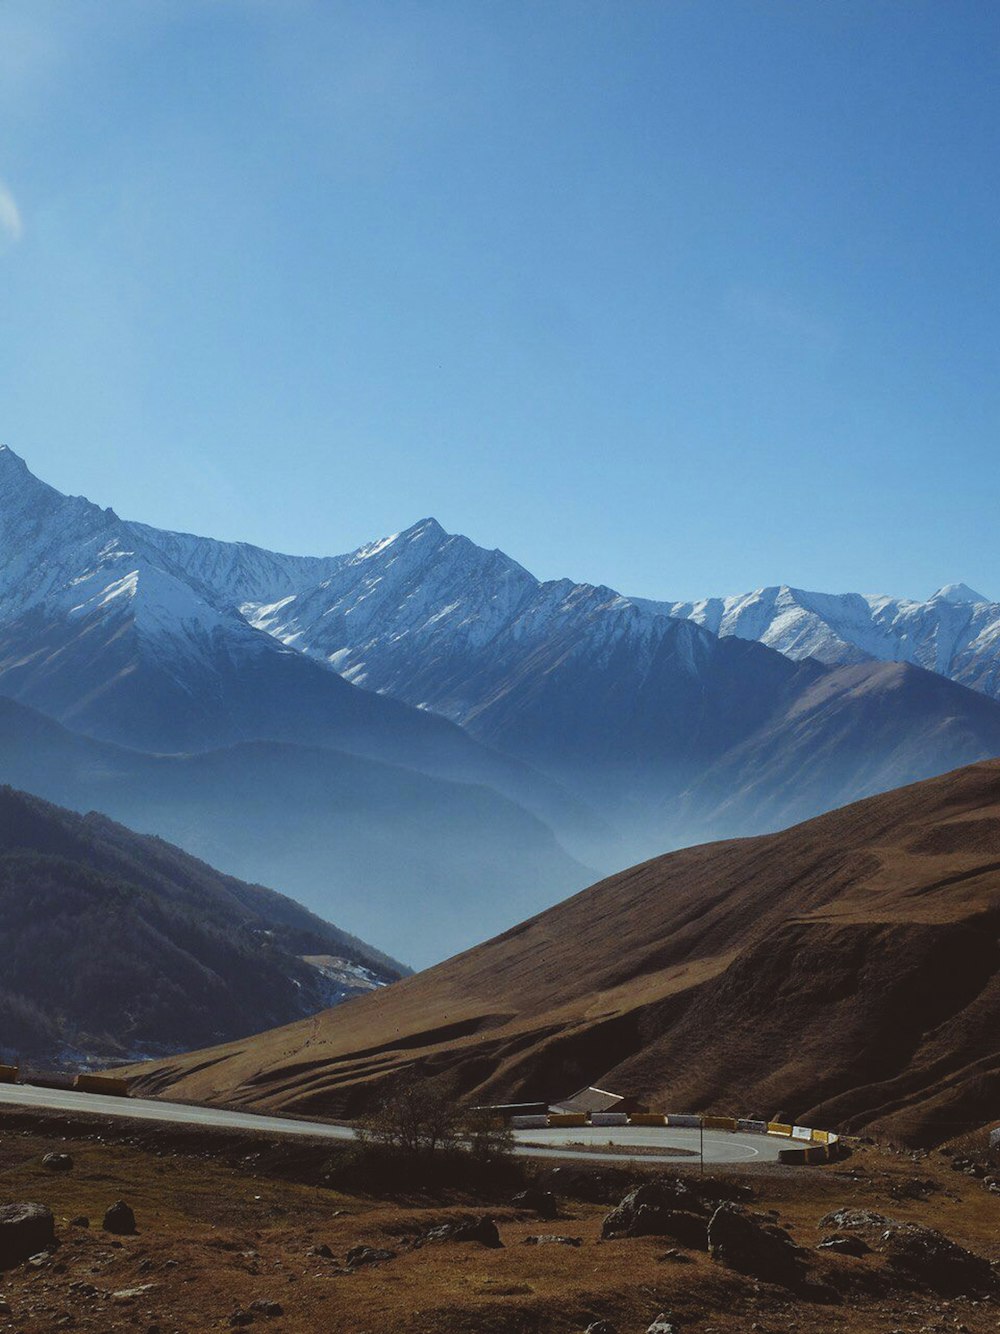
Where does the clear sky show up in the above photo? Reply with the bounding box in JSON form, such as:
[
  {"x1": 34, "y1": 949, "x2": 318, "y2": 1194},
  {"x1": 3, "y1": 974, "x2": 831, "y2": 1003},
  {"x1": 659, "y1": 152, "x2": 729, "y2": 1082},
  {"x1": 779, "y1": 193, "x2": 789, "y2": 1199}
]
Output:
[{"x1": 1, "y1": 1, "x2": 997, "y2": 601}]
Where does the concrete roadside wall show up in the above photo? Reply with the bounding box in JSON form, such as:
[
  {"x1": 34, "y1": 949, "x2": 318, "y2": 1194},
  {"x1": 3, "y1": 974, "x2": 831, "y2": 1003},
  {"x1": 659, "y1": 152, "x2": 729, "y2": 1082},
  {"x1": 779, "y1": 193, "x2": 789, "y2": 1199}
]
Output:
[{"x1": 737, "y1": 1118, "x2": 768, "y2": 1134}]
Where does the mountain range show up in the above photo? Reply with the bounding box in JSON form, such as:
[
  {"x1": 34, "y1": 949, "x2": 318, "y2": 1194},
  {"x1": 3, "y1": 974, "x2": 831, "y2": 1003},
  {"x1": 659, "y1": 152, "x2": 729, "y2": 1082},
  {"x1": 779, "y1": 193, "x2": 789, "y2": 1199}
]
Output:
[
  {"x1": 2, "y1": 442, "x2": 1000, "y2": 965},
  {"x1": 664, "y1": 581, "x2": 1000, "y2": 698},
  {"x1": 126, "y1": 757, "x2": 1000, "y2": 1146}
]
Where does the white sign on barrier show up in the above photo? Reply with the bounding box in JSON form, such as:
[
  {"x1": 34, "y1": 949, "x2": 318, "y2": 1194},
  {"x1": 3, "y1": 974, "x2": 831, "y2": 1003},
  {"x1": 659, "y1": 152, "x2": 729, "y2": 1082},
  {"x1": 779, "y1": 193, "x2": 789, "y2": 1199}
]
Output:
[
  {"x1": 591, "y1": 1112, "x2": 629, "y2": 1126},
  {"x1": 511, "y1": 1115, "x2": 549, "y2": 1129},
  {"x1": 667, "y1": 1114, "x2": 702, "y2": 1128},
  {"x1": 792, "y1": 1125, "x2": 812, "y2": 1140}
]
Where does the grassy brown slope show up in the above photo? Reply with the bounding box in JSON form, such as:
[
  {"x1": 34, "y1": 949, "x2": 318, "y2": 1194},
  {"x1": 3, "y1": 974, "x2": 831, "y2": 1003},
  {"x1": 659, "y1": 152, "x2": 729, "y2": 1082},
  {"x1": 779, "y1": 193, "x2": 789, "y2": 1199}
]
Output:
[{"x1": 125, "y1": 761, "x2": 1000, "y2": 1145}]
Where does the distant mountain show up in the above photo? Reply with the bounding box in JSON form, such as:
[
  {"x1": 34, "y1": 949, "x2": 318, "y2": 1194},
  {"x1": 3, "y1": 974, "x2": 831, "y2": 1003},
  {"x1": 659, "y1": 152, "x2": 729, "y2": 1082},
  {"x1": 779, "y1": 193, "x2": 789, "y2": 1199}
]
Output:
[
  {"x1": 224, "y1": 514, "x2": 1000, "y2": 856},
  {"x1": 0, "y1": 696, "x2": 590, "y2": 968},
  {"x1": 672, "y1": 659, "x2": 1000, "y2": 841},
  {"x1": 663, "y1": 581, "x2": 1000, "y2": 700},
  {"x1": 0, "y1": 784, "x2": 406, "y2": 1067},
  {"x1": 125, "y1": 758, "x2": 1000, "y2": 1146}
]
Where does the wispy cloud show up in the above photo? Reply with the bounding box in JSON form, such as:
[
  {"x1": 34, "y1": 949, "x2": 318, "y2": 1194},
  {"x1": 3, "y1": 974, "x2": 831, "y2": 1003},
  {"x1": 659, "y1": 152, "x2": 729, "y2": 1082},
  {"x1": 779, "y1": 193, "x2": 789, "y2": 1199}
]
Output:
[{"x1": 0, "y1": 179, "x2": 23, "y2": 245}]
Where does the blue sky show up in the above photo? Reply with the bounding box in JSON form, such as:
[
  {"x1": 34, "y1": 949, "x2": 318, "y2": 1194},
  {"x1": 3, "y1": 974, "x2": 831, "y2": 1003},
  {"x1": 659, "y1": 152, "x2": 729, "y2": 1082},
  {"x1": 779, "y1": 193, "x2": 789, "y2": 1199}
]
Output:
[{"x1": 1, "y1": 0, "x2": 997, "y2": 600}]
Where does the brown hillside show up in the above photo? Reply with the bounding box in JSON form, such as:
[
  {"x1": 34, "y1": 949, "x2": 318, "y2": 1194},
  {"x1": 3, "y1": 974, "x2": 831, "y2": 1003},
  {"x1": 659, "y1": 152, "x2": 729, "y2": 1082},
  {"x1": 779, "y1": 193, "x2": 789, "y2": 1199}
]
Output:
[{"x1": 125, "y1": 760, "x2": 1000, "y2": 1146}]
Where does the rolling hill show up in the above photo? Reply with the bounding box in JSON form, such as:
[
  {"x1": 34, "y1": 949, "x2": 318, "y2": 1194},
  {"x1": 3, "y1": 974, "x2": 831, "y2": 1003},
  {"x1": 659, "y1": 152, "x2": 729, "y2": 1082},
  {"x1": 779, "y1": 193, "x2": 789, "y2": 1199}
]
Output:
[
  {"x1": 0, "y1": 785, "x2": 406, "y2": 1066},
  {"x1": 126, "y1": 759, "x2": 1000, "y2": 1146}
]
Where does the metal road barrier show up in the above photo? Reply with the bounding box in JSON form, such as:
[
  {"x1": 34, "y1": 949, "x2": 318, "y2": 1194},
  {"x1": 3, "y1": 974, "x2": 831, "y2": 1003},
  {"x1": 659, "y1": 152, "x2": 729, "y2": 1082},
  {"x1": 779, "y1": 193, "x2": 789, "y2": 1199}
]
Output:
[{"x1": 510, "y1": 1105, "x2": 840, "y2": 1164}]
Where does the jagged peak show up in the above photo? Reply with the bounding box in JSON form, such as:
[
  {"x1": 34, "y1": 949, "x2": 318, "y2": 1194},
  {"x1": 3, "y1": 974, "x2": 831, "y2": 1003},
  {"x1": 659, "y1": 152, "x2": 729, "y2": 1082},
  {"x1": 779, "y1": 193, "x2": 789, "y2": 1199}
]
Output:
[
  {"x1": 399, "y1": 517, "x2": 447, "y2": 541},
  {"x1": 0, "y1": 443, "x2": 31, "y2": 472}
]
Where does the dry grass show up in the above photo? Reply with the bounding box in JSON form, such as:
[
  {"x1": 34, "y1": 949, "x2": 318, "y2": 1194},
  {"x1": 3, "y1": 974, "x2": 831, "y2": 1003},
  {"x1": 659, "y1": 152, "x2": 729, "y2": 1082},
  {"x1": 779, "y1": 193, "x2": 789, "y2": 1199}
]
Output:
[{"x1": 3, "y1": 1110, "x2": 1000, "y2": 1332}]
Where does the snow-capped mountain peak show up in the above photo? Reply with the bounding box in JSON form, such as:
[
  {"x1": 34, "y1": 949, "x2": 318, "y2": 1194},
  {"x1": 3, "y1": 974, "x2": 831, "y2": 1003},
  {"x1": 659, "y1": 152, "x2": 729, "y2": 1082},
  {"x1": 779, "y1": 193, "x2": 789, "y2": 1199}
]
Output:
[{"x1": 931, "y1": 582, "x2": 990, "y2": 606}]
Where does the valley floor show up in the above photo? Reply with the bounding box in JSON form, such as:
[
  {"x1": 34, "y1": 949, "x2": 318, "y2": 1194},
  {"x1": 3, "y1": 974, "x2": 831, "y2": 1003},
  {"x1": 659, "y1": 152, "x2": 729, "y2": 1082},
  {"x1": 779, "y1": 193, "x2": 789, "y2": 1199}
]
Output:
[{"x1": 1, "y1": 1108, "x2": 999, "y2": 1333}]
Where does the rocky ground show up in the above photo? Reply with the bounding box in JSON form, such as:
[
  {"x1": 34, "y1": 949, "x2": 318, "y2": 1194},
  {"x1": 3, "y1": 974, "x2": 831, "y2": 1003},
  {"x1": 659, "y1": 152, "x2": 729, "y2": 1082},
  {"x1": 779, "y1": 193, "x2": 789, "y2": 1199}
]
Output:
[{"x1": 1, "y1": 1108, "x2": 1000, "y2": 1333}]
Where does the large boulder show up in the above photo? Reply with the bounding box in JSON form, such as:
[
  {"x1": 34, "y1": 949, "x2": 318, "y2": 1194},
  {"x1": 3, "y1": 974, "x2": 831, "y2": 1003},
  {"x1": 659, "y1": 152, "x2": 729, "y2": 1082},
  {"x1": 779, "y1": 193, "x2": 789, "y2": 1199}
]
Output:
[
  {"x1": 422, "y1": 1215, "x2": 503, "y2": 1249},
  {"x1": 707, "y1": 1203, "x2": 803, "y2": 1287},
  {"x1": 511, "y1": 1187, "x2": 558, "y2": 1219},
  {"x1": 102, "y1": 1201, "x2": 136, "y2": 1235},
  {"x1": 819, "y1": 1208, "x2": 891, "y2": 1231},
  {"x1": 0, "y1": 1203, "x2": 55, "y2": 1269},
  {"x1": 601, "y1": 1180, "x2": 707, "y2": 1241},
  {"x1": 41, "y1": 1153, "x2": 73, "y2": 1173}
]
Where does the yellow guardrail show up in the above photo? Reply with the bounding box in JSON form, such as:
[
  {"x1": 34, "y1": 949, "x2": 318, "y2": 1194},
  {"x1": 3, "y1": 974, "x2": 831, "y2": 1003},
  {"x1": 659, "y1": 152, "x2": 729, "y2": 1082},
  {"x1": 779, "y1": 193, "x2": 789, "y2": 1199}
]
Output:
[
  {"x1": 779, "y1": 1142, "x2": 830, "y2": 1164},
  {"x1": 702, "y1": 1115, "x2": 738, "y2": 1131},
  {"x1": 542, "y1": 1102, "x2": 839, "y2": 1163},
  {"x1": 73, "y1": 1074, "x2": 129, "y2": 1097}
]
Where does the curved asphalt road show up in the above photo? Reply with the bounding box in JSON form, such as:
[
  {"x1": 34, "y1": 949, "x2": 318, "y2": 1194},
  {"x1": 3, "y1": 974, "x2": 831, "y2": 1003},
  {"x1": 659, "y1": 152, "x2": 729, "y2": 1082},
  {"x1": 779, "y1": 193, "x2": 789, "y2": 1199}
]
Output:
[{"x1": 0, "y1": 1083, "x2": 785, "y2": 1166}]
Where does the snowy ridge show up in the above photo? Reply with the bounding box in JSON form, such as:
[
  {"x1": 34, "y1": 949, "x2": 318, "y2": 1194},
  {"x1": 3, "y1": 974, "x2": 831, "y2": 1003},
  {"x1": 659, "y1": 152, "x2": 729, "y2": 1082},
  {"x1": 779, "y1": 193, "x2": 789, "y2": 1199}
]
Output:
[
  {"x1": 661, "y1": 583, "x2": 1000, "y2": 701},
  {"x1": 4, "y1": 441, "x2": 1000, "y2": 715},
  {"x1": 242, "y1": 516, "x2": 720, "y2": 722},
  {"x1": 0, "y1": 443, "x2": 270, "y2": 664},
  {"x1": 127, "y1": 519, "x2": 346, "y2": 606}
]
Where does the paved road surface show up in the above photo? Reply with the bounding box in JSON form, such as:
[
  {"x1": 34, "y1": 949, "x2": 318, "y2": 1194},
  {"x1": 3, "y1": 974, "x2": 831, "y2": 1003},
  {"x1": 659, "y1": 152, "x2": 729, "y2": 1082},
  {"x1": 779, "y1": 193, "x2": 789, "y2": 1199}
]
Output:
[{"x1": 0, "y1": 1083, "x2": 785, "y2": 1165}]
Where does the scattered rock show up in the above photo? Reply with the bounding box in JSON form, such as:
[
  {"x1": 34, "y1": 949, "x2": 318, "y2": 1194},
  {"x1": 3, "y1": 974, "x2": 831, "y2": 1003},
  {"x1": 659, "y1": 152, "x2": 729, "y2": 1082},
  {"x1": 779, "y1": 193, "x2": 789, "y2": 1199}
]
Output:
[
  {"x1": 229, "y1": 1311, "x2": 253, "y2": 1328},
  {"x1": 346, "y1": 1245, "x2": 397, "y2": 1268},
  {"x1": 817, "y1": 1234, "x2": 870, "y2": 1257},
  {"x1": 647, "y1": 1315, "x2": 678, "y2": 1334},
  {"x1": 112, "y1": 1284, "x2": 157, "y2": 1303},
  {"x1": 69, "y1": 1216, "x2": 89, "y2": 1229},
  {"x1": 891, "y1": 1177, "x2": 939, "y2": 1200},
  {"x1": 249, "y1": 1301, "x2": 284, "y2": 1319},
  {"x1": 102, "y1": 1201, "x2": 136, "y2": 1236},
  {"x1": 585, "y1": 1322, "x2": 618, "y2": 1334},
  {"x1": 818, "y1": 1208, "x2": 995, "y2": 1297},
  {"x1": 422, "y1": 1215, "x2": 503, "y2": 1249},
  {"x1": 819, "y1": 1208, "x2": 892, "y2": 1231},
  {"x1": 707, "y1": 1203, "x2": 803, "y2": 1288},
  {"x1": 308, "y1": 1243, "x2": 334, "y2": 1258},
  {"x1": 656, "y1": 1248, "x2": 694, "y2": 1263},
  {"x1": 882, "y1": 1223, "x2": 995, "y2": 1297},
  {"x1": 522, "y1": 1234, "x2": 582, "y2": 1247},
  {"x1": 0, "y1": 1203, "x2": 56, "y2": 1269},
  {"x1": 511, "y1": 1187, "x2": 559, "y2": 1219},
  {"x1": 41, "y1": 1152, "x2": 74, "y2": 1173}
]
